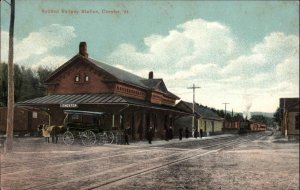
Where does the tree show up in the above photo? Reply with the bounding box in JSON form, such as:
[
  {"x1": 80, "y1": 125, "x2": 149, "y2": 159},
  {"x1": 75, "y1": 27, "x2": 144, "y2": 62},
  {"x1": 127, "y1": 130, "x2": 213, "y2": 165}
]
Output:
[
  {"x1": 0, "y1": 63, "x2": 8, "y2": 106},
  {"x1": 232, "y1": 113, "x2": 243, "y2": 121},
  {"x1": 251, "y1": 115, "x2": 268, "y2": 124},
  {"x1": 273, "y1": 107, "x2": 282, "y2": 126},
  {"x1": 0, "y1": 63, "x2": 23, "y2": 106},
  {"x1": 19, "y1": 67, "x2": 39, "y2": 100},
  {"x1": 36, "y1": 66, "x2": 54, "y2": 96},
  {"x1": 6, "y1": 0, "x2": 15, "y2": 152},
  {"x1": 0, "y1": 63, "x2": 54, "y2": 106}
]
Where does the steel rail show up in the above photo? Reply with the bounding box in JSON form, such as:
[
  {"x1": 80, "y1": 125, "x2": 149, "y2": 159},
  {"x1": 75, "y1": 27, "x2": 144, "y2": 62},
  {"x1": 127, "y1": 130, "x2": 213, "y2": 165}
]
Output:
[
  {"x1": 86, "y1": 132, "x2": 268, "y2": 190},
  {"x1": 22, "y1": 132, "x2": 269, "y2": 190}
]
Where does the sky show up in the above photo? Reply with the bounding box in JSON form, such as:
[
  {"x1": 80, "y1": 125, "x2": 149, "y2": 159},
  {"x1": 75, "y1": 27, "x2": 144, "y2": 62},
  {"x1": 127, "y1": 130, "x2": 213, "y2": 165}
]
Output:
[{"x1": 0, "y1": 0, "x2": 299, "y2": 113}]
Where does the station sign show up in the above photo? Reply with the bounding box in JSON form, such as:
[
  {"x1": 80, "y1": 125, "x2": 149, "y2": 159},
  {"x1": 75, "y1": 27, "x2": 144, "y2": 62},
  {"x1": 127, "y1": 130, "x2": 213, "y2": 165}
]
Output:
[{"x1": 60, "y1": 104, "x2": 78, "y2": 108}]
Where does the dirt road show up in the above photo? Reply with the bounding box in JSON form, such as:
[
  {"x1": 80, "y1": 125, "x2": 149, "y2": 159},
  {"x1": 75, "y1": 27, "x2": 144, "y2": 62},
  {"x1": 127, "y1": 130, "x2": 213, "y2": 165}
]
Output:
[{"x1": 1, "y1": 132, "x2": 299, "y2": 190}]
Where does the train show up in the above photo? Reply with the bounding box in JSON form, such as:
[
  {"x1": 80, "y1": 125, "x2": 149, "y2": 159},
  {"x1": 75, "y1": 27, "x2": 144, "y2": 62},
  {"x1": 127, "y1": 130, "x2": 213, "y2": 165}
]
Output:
[{"x1": 223, "y1": 119, "x2": 267, "y2": 134}]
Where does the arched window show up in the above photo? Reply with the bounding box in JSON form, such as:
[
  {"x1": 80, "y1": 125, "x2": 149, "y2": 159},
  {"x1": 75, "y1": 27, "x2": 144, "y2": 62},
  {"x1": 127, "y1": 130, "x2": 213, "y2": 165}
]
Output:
[
  {"x1": 84, "y1": 75, "x2": 89, "y2": 82},
  {"x1": 75, "y1": 75, "x2": 80, "y2": 82}
]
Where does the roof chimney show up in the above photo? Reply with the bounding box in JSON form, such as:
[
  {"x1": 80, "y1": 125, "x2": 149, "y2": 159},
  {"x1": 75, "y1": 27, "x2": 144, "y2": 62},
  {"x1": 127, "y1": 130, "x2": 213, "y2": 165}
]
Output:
[
  {"x1": 149, "y1": 71, "x2": 153, "y2": 79},
  {"x1": 79, "y1": 42, "x2": 88, "y2": 58}
]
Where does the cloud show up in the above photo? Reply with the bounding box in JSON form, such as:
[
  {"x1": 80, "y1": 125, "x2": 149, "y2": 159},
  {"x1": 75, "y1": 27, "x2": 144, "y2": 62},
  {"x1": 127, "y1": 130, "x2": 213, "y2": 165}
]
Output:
[
  {"x1": 31, "y1": 55, "x2": 68, "y2": 71},
  {"x1": 106, "y1": 19, "x2": 299, "y2": 112},
  {"x1": 1, "y1": 24, "x2": 76, "y2": 68},
  {"x1": 107, "y1": 18, "x2": 236, "y2": 72},
  {"x1": 275, "y1": 53, "x2": 299, "y2": 84},
  {"x1": 0, "y1": 31, "x2": 13, "y2": 63}
]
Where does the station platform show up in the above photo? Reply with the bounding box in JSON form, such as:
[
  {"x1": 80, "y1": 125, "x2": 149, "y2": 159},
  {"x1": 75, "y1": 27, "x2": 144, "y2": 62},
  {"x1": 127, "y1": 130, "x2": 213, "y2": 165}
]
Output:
[
  {"x1": 0, "y1": 133, "x2": 237, "y2": 153},
  {"x1": 109, "y1": 134, "x2": 236, "y2": 148}
]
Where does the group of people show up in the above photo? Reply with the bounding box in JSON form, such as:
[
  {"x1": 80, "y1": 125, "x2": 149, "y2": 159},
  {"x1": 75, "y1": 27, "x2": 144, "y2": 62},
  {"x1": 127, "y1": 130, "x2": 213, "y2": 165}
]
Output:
[
  {"x1": 148, "y1": 126, "x2": 174, "y2": 144},
  {"x1": 123, "y1": 125, "x2": 159, "y2": 145},
  {"x1": 124, "y1": 126, "x2": 204, "y2": 145},
  {"x1": 178, "y1": 127, "x2": 203, "y2": 140}
]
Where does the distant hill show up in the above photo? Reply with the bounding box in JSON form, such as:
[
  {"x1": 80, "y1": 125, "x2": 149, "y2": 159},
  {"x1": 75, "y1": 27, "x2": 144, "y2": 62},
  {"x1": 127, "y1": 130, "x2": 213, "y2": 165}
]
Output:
[{"x1": 251, "y1": 112, "x2": 274, "y2": 118}]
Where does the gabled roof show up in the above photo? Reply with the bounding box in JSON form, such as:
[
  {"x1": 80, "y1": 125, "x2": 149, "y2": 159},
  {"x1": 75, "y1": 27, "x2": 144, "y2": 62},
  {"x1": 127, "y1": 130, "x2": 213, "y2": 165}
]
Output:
[
  {"x1": 45, "y1": 54, "x2": 179, "y2": 99},
  {"x1": 279, "y1": 98, "x2": 299, "y2": 110},
  {"x1": 88, "y1": 57, "x2": 149, "y2": 89},
  {"x1": 141, "y1": 79, "x2": 179, "y2": 99},
  {"x1": 142, "y1": 79, "x2": 162, "y2": 89},
  {"x1": 176, "y1": 100, "x2": 223, "y2": 121}
]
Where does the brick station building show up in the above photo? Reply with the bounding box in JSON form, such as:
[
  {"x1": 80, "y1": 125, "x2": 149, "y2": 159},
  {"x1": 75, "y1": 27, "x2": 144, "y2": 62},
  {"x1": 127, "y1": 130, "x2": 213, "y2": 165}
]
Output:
[{"x1": 18, "y1": 42, "x2": 189, "y2": 140}]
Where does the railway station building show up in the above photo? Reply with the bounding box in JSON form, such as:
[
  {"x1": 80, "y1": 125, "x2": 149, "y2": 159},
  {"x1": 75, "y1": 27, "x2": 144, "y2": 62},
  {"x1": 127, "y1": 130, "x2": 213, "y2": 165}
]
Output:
[
  {"x1": 280, "y1": 97, "x2": 300, "y2": 139},
  {"x1": 175, "y1": 101, "x2": 224, "y2": 136},
  {"x1": 17, "y1": 42, "x2": 189, "y2": 140}
]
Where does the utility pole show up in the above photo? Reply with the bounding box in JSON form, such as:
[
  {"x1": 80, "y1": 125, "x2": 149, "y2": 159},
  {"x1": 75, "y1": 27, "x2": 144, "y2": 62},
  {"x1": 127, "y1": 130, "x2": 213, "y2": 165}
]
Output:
[
  {"x1": 187, "y1": 84, "x2": 200, "y2": 134},
  {"x1": 284, "y1": 99, "x2": 287, "y2": 137},
  {"x1": 222, "y1": 103, "x2": 229, "y2": 120},
  {"x1": 5, "y1": 0, "x2": 15, "y2": 153}
]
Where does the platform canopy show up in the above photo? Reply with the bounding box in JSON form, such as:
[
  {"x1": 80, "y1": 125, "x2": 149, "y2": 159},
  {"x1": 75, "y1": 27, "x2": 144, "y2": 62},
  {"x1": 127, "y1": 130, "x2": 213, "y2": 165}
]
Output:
[{"x1": 17, "y1": 93, "x2": 190, "y2": 115}]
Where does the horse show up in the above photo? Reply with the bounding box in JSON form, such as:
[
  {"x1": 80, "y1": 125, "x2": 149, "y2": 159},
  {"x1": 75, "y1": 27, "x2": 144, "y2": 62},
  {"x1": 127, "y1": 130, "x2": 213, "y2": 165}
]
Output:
[{"x1": 37, "y1": 124, "x2": 66, "y2": 143}]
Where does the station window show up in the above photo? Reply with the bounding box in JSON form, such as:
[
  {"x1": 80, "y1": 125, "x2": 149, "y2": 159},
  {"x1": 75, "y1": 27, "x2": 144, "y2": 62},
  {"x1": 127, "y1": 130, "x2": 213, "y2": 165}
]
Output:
[
  {"x1": 32, "y1": 112, "x2": 38, "y2": 118},
  {"x1": 84, "y1": 75, "x2": 89, "y2": 82},
  {"x1": 74, "y1": 75, "x2": 80, "y2": 82}
]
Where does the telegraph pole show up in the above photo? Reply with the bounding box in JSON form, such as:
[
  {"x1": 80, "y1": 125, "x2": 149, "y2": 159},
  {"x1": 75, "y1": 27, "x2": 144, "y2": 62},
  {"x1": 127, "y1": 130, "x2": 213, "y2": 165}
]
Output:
[
  {"x1": 222, "y1": 103, "x2": 229, "y2": 119},
  {"x1": 187, "y1": 84, "x2": 200, "y2": 133},
  {"x1": 5, "y1": 0, "x2": 15, "y2": 153},
  {"x1": 284, "y1": 99, "x2": 287, "y2": 137}
]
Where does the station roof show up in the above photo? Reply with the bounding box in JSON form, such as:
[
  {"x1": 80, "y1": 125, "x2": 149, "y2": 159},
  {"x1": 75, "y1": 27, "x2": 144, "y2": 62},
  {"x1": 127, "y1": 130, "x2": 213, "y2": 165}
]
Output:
[
  {"x1": 45, "y1": 55, "x2": 179, "y2": 99},
  {"x1": 17, "y1": 94, "x2": 190, "y2": 114},
  {"x1": 18, "y1": 94, "x2": 127, "y2": 105},
  {"x1": 176, "y1": 101, "x2": 223, "y2": 121}
]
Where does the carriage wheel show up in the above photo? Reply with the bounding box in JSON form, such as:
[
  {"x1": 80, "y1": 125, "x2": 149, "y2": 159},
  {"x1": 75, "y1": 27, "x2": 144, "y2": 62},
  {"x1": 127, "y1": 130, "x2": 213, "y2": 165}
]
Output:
[
  {"x1": 106, "y1": 131, "x2": 114, "y2": 144},
  {"x1": 97, "y1": 133, "x2": 105, "y2": 145},
  {"x1": 81, "y1": 130, "x2": 97, "y2": 146},
  {"x1": 63, "y1": 131, "x2": 74, "y2": 145}
]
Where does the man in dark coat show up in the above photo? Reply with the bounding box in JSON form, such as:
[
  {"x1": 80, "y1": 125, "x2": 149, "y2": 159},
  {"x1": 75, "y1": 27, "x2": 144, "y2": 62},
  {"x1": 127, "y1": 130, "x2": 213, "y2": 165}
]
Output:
[
  {"x1": 169, "y1": 126, "x2": 173, "y2": 140},
  {"x1": 194, "y1": 129, "x2": 199, "y2": 139},
  {"x1": 147, "y1": 126, "x2": 153, "y2": 144},
  {"x1": 124, "y1": 126, "x2": 130, "y2": 145},
  {"x1": 164, "y1": 128, "x2": 169, "y2": 141},
  {"x1": 200, "y1": 129, "x2": 203, "y2": 138},
  {"x1": 179, "y1": 128, "x2": 183, "y2": 140},
  {"x1": 185, "y1": 127, "x2": 189, "y2": 138}
]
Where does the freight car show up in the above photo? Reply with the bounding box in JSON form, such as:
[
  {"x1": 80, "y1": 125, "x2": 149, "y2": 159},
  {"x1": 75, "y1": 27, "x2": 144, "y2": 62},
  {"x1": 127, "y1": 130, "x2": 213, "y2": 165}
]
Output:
[
  {"x1": 0, "y1": 107, "x2": 48, "y2": 136},
  {"x1": 223, "y1": 119, "x2": 267, "y2": 134}
]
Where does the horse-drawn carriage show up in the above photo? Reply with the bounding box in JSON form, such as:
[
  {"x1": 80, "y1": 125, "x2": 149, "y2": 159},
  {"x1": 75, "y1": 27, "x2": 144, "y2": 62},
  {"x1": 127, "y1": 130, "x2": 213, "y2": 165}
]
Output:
[
  {"x1": 62, "y1": 110, "x2": 116, "y2": 146},
  {"x1": 38, "y1": 110, "x2": 125, "y2": 146}
]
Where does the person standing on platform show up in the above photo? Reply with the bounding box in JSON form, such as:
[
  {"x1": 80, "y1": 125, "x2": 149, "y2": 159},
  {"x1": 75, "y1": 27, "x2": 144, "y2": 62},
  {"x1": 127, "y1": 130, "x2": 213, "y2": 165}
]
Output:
[
  {"x1": 124, "y1": 126, "x2": 130, "y2": 145},
  {"x1": 200, "y1": 129, "x2": 203, "y2": 138},
  {"x1": 164, "y1": 128, "x2": 169, "y2": 141},
  {"x1": 194, "y1": 128, "x2": 199, "y2": 139},
  {"x1": 169, "y1": 126, "x2": 173, "y2": 140},
  {"x1": 179, "y1": 128, "x2": 183, "y2": 140},
  {"x1": 147, "y1": 126, "x2": 153, "y2": 144}
]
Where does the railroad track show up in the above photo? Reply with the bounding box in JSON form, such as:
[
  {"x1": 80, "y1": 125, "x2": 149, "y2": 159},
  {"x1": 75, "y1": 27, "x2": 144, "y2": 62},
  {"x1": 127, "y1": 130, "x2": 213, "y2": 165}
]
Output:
[
  {"x1": 1, "y1": 135, "x2": 235, "y2": 174},
  {"x1": 13, "y1": 132, "x2": 270, "y2": 190},
  {"x1": 86, "y1": 132, "x2": 271, "y2": 190},
  {"x1": 2, "y1": 135, "x2": 239, "y2": 175},
  {"x1": 2, "y1": 148, "x2": 173, "y2": 175}
]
